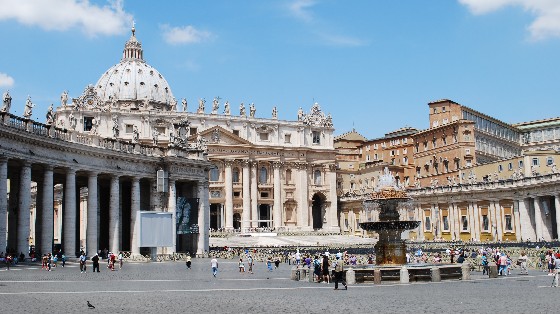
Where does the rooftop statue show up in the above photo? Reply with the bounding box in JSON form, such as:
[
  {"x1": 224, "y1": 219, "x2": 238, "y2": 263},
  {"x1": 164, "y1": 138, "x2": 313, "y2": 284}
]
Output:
[
  {"x1": 249, "y1": 103, "x2": 256, "y2": 118},
  {"x1": 239, "y1": 103, "x2": 246, "y2": 117},
  {"x1": 197, "y1": 98, "x2": 205, "y2": 114},
  {"x1": 60, "y1": 90, "x2": 68, "y2": 107},
  {"x1": 46, "y1": 104, "x2": 55, "y2": 125},
  {"x1": 23, "y1": 96, "x2": 34, "y2": 119},
  {"x1": 1, "y1": 90, "x2": 11, "y2": 113},
  {"x1": 211, "y1": 97, "x2": 220, "y2": 114},
  {"x1": 181, "y1": 98, "x2": 187, "y2": 112},
  {"x1": 272, "y1": 106, "x2": 278, "y2": 119},
  {"x1": 223, "y1": 101, "x2": 230, "y2": 115}
]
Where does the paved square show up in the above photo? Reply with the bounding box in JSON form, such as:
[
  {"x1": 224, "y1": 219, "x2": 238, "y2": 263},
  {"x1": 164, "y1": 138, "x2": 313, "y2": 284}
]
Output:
[{"x1": 0, "y1": 260, "x2": 558, "y2": 313}]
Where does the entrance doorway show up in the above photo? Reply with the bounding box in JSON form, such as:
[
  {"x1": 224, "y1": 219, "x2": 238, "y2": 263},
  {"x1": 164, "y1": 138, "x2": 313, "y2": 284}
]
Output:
[
  {"x1": 258, "y1": 204, "x2": 271, "y2": 228},
  {"x1": 233, "y1": 213, "x2": 241, "y2": 230},
  {"x1": 312, "y1": 193, "x2": 326, "y2": 230},
  {"x1": 210, "y1": 204, "x2": 222, "y2": 231}
]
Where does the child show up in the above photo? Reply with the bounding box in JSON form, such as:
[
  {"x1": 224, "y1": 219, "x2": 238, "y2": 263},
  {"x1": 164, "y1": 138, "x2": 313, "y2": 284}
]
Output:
[{"x1": 239, "y1": 258, "x2": 245, "y2": 272}]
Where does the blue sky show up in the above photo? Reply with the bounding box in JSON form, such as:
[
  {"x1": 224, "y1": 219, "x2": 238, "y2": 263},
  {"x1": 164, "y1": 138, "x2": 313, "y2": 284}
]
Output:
[{"x1": 1, "y1": 0, "x2": 559, "y2": 139}]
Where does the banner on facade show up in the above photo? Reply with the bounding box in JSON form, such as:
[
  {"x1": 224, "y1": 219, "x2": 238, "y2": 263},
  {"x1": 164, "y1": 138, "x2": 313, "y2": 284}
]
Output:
[{"x1": 176, "y1": 197, "x2": 199, "y2": 234}]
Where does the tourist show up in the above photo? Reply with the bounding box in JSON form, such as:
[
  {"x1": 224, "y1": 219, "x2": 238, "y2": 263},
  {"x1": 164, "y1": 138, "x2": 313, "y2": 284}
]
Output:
[
  {"x1": 109, "y1": 252, "x2": 116, "y2": 270},
  {"x1": 553, "y1": 255, "x2": 560, "y2": 287},
  {"x1": 185, "y1": 255, "x2": 191, "y2": 270},
  {"x1": 42, "y1": 254, "x2": 48, "y2": 270},
  {"x1": 295, "y1": 250, "x2": 301, "y2": 265},
  {"x1": 313, "y1": 256, "x2": 322, "y2": 282},
  {"x1": 247, "y1": 255, "x2": 253, "y2": 274},
  {"x1": 322, "y1": 254, "x2": 330, "y2": 284},
  {"x1": 547, "y1": 251, "x2": 555, "y2": 276},
  {"x1": 333, "y1": 256, "x2": 347, "y2": 290},
  {"x1": 118, "y1": 252, "x2": 124, "y2": 269},
  {"x1": 5, "y1": 254, "x2": 12, "y2": 270},
  {"x1": 498, "y1": 253, "x2": 508, "y2": 276},
  {"x1": 274, "y1": 256, "x2": 281, "y2": 269},
  {"x1": 239, "y1": 258, "x2": 245, "y2": 272},
  {"x1": 79, "y1": 252, "x2": 87, "y2": 273},
  {"x1": 518, "y1": 251, "x2": 529, "y2": 275},
  {"x1": 46, "y1": 253, "x2": 52, "y2": 271},
  {"x1": 92, "y1": 253, "x2": 100, "y2": 273},
  {"x1": 267, "y1": 257, "x2": 273, "y2": 272},
  {"x1": 211, "y1": 257, "x2": 219, "y2": 277},
  {"x1": 61, "y1": 253, "x2": 66, "y2": 267},
  {"x1": 481, "y1": 253, "x2": 489, "y2": 275}
]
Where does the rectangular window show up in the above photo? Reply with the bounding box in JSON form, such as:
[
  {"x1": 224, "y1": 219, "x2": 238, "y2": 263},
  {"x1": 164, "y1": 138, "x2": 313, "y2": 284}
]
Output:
[
  {"x1": 498, "y1": 165, "x2": 503, "y2": 172},
  {"x1": 547, "y1": 157, "x2": 554, "y2": 166},
  {"x1": 83, "y1": 117, "x2": 93, "y2": 132},
  {"x1": 155, "y1": 127, "x2": 166, "y2": 135},
  {"x1": 465, "y1": 149, "x2": 471, "y2": 155},
  {"x1": 482, "y1": 215, "x2": 489, "y2": 232},
  {"x1": 260, "y1": 192, "x2": 269, "y2": 198},
  {"x1": 312, "y1": 131, "x2": 321, "y2": 144},
  {"x1": 232, "y1": 130, "x2": 240, "y2": 136},
  {"x1": 508, "y1": 162, "x2": 513, "y2": 171},
  {"x1": 283, "y1": 133, "x2": 291, "y2": 143},
  {"x1": 461, "y1": 215, "x2": 469, "y2": 231},
  {"x1": 519, "y1": 160, "x2": 523, "y2": 168},
  {"x1": 466, "y1": 160, "x2": 472, "y2": 167},
  {"x1": 189, "y1": 127, "x2": 198, "y2": 136},
  {"x1": 259, "y1": 132, "x2": 269, "y2": 141},
  {"x1": 374, "y1": 153, "x2": 378, "y2": 160},
  {"x1": 532, "y1": 158, "x2": 539, "y2": 166},
  {"x1": 125, "y1": 124, "x2": 134, "y2": 134},
  {"x1": 504, "y1": 215, "x2": 513, "y2": 231},
  {"x1": 373, "y1": 144, "x2": 378, "y2": 150},
  {"x1": 424, "y1": 216, "x2": 431, "y2": 231},
  {"x1": 442, "y1": 216, "x2": 449, "y2": 231},
  {"x1": 233, "y1": 191, "x2": 241, "y2": 198}
]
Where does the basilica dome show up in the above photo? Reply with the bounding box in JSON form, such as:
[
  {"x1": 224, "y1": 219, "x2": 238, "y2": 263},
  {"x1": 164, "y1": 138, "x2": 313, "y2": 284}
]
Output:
[{"x1": 94, "y1": 26, "x2": 175, "y2": 109}]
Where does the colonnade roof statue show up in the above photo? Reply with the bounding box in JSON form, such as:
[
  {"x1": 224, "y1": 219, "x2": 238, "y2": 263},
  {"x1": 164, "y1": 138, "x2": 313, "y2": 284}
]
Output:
[{"x1": 90, "y1": 25, "x2": 176, "y2": 111}]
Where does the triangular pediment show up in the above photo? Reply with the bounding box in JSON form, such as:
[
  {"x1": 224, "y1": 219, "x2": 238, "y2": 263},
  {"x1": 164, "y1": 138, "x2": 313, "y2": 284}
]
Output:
[{"x1": 188, "y1": 125, "x2": 253, "y2": 146}]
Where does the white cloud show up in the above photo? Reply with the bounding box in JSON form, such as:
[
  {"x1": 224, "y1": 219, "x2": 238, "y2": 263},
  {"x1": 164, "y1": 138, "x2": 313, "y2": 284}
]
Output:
[
  {"x1": 459, "y1": 0, "x2": 560, "y2": 40},
  {"x1": 0, "y1": 72, "x2": 14, "y2": 88},
  {"x1": 0, "y1": 0, "x2": 132, "y2": 37},
  {"x1": 161, "y1": 24, "x2": 213, "y2": 45},
  {"x1": 288, "y1": 0, "x2": 317, "y2": 22}
]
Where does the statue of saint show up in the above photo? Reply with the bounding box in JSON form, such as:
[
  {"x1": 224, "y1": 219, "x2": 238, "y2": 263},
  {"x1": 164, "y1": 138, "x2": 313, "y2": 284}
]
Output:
[
  {"x1": 272, "y1": 106, "x2": 278, "y2": 119},
  {"x1": 198, "y1": 98, "x2": 205, "y2": 114},
  {"x1": 68, "y1": 112, "x2": 77, "y2": 129},
  {"x1": 152, "y1": 128, "x2": 159, "y2": 146},
  {"x1": 112, "y1": 115, "x2": 120, "y2": 138},
  {"x1": 132, "y1": 125, "x2": 139, "y2": 143},
  {"x1": 249, "y1": 103, "x2": 256, "y2": 118},
  {"x1": 223, "y1": 101, "x2": 230, "y2": 115},
  {"x1": 60, "y1": 90, "x2": 68, "y2": 107},
  {"x1": 46, "y1": 104, "x2": 55, "y2": 125},
  {"x1": 1, "y1": 90, "x2": 12, "y2": 113},
  {"x1": 211, "y1": 97, "x2": 219, "y2": 114},
  {"x1": 90, "y1": 117, "x2": 98, "y2": 135},
  {"x1": 23, "y1": 96, "x2": 34, "y2": 119},
  {"x1": 181, "y1": 98, "x2": 187, "y2": 112},
  {"x1": 170, "y1": 98, "x2": 178, "y2": 111},
  {"x1": 297, "y1": 107, "x2": 304, "y2": 121},
  {"x1": 239, "y1": 103, "x2": 246, "y2": 117}
]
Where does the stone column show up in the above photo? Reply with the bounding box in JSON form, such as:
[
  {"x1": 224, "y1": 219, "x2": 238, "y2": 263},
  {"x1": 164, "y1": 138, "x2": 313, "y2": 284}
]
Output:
[
  {"x1": 17, "y1": 162, "x2": 32, "y2": 257},
  {"x1": 250, "y1": 161, "x2": 258, "y2": 228},
  {"x1": 555, "y1": 195, "x2": 560, "y2": 241},
  {"x1": 63, "y1": 168, "x2": 77, "y2": 257},
  {"x1": 41, "y1": 165, "x2": 54, "y2": 255},
  {"x1": 534, "y1": 197, "x2": 543, "y2": 241},
  {"x1": 472, "y1": 202, "x2": 480, "y2": 241},
  {"x1": 241, "y1": 160, "x2": 250, "y2": 231},
  {"x1": 197, "y1": 181, "x2": 210, "y2": 255},
  {"x1": 299, "y1": 164, "x2": 309, "y2": 229},
  {"x1": 168, "y1": 178, "x2": 176, "y2": 252},
  {"x1": 493, "y1": 201, "x2": 503, "y2": 241},
  {"x1": 518, "y1": 198, "x2": 535, "y2": 241},
  {"x1": 86, "y1": 172, "x2": 98, "y2": 257},
  {"x1": 224, "y1": 160, "x2": 234, "y2": 230},
  {"x1": 513, "y1": 200, "x2": 522, "y2": 241},
  {"x1": 130, "y1": 177, "x2": 140, "y2": 255},
  {"x1": 328, "y1": 164, "x2": 338, "y2": 232},
  {"x1": 273, "y1": 162, "x2": 282, "y2": 229},
  {"x1": 448, "y1": 203, "x2": 455, "y2": 240},
  {"x1": 0, "y1": 158, "x2": 8, "y2": 254},
  {"x1": 109, "y1": 175, "x2": 120, "y2": 254},
  {"x1": 417, "y1": 205, "x2": 425, "y2": 241},
  {"x1": 467, "y1": 202, "x2": 474, "y2": 237}
]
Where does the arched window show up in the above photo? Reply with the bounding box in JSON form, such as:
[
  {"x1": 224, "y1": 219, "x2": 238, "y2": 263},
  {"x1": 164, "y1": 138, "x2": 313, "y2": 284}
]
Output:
[
  {"x1": 232, "y1": 168, "x2": 240, "y2": 183},
  {"x1": 259, "y1": 166, "x2": 268, "y2": 184},
  {"x1": 314, "y1": 169, "x2": 322, "y2": 186},
  {"x1": 285, "y1": 169, "x2": 292, "y2": 184}
]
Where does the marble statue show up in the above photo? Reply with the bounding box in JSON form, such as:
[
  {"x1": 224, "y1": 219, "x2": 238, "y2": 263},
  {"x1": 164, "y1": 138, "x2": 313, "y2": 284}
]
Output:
[
  {"x1": 197, "y1": 98, "x2": 205, "y2": 114},
  {"x1": 60, "y1": 90, "x2": 68, "y2": 107},
  {"x1": 132, "y1": 125, "x2": 139, "y2": 143},
  {"x1": 23, "y1": 96, "x2": 34, "y2": 119},
  {"x1": 239, "y1": 103, "x2": 246, "y2": 117},
  {"x1": 46, "y1": 104, "x2": 55, "y2": 125},
  {"x1": 297, "y1": 107, "x2": 304, "y2": 121},
  {"x1": 181, "y1": 98, "x2": 187, "y2": 112},
  {"x1": 224, "y1": 101, "x2": 230, "y2": 115},
  {"x1": 1, "y1": 90, "x2": 12, "y2": 113},
  {"x1": 272, "y1": 106, "x2": 278, "y2": 119},
  {"x1": 90, "y1": 117, "x2": 99, "y2": 135},
  {"x1": 68, "y1": 112, "x2": 77, "y2": 129},
  {"x1": 211, "y1": 97, "x2": 220, "y2": 114},
  {"x1": 249, "y1": 103, "x2": 256, "y2": 118},
  {"x1": 112, "y1": 115, "x2": 120, "y2": 138},
  {"x1": 152, "y1": 128, "x2": 159, "y2": 146},
  {"x1": 170, "y1": 98, "x2": 178, "y2": 111}
]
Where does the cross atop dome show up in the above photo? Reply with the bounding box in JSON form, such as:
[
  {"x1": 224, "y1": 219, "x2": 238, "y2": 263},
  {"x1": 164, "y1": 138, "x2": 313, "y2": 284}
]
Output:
[{"x1": 122, "y1": 22, "x2": 143, "y2": 61}]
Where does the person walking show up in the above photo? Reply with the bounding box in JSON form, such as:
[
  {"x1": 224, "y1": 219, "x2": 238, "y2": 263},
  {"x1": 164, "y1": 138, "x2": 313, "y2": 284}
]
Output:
[
  {"x1": 322, "y1": 254, "x2": 330, "y2": 284},
  {"x1": 239, "y1": 258, "x2": 245, "y2": 272},
  {"x1": 333, "y1": 256, "x2": 347, "y2": 290},
  {"x1": 267, "y1": 257, "x2": 273, "y2": 272},
  {"x1": 553, "y1": 256, "x2": 560, "y2": 287},
  {"x1": 91, "y1": 253, "x2": 100, "y2": 273},
  {"x1": 118, "y1": 252, "x2": 123, "y2": 269},
  {"x1": 79, "y1": 252, "x2": 87, "y2": 273},
  {"x1": 247, "y1": 255, "x2": 253, "y2": 274},
  {"x1": 185, "y1": 255, "x2": 191, "y2": 270},
  {"x1": 211, "y1": 258, "x2": 219, "y2": 277},
  {"x1": 518, "y1": 251, "x2": 529, "y2": 275}
]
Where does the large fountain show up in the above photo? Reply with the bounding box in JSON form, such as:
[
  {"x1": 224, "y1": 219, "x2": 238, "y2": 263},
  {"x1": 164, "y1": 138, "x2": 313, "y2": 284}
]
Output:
[{"x1": 360, "y1": 168, "x2": 420, "y2": 265}]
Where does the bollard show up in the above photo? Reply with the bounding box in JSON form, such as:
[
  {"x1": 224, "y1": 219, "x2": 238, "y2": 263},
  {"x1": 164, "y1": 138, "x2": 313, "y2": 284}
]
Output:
[
  {"x1": 309, "y1": 266, "x2": 315, "y2": 283},
  {"x1": 291, "y1": 266, "x2": 298, "y2": 280},
  {"x1": 488, "y1": 262, "x2": 498, "y2": 278},
  {"x1": 431, "y1": 267, "x2": 441, "y2": 282},
  {"x1": 461, "y1": 262, "x2": 471, "y2": 280},
  {"x1": 346, "y1": 268, "x2": 356, "y2": 285},
  {"x1": 301, "y1": 268, "x2": 308, "y2": 281},
  {"x1": 374, "y1": 269, "x2": 382, "y2": 284},
  {"x1": 400, "y1": 266, "x2": 410, "y2": 283}
]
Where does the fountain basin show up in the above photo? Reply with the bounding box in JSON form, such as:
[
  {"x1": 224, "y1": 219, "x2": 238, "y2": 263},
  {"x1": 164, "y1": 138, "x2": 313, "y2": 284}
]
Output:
[{"x1": 359, "y1": 221, "x2": 420, "y2": 231}]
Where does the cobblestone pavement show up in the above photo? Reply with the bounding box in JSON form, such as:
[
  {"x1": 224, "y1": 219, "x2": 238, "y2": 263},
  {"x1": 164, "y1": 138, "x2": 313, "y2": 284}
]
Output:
[{"x1": 0, "y1": 260, "x2": 558, "y2": 313}]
